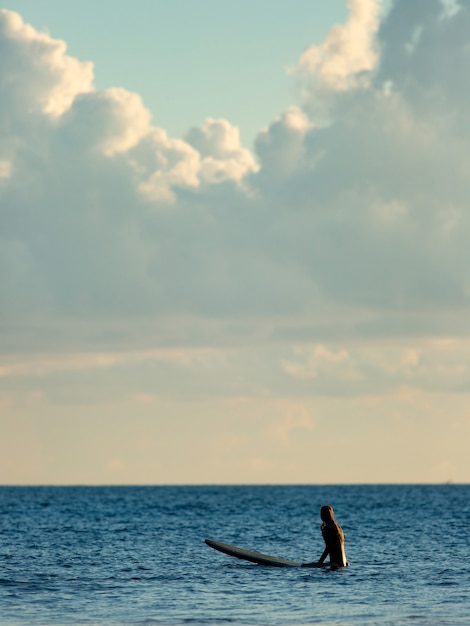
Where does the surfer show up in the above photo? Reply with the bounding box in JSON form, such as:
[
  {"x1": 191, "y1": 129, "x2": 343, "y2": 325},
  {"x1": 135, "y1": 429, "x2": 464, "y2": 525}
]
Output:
[{"x1": 303, "y1": 505, "x2": 348, "y2": 568}]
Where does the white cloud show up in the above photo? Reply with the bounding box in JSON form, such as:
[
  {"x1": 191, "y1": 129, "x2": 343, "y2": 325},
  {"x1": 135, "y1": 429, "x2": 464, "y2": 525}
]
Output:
[
  {"x1": 59, "y1": 87, "x2": 152, "y2": 156},
  {"x1": 185, "y1": 118, "x2": 259, "y2": 185},
  {"x1": 135, "y1": 118, "x2": 258, "y2": 203},
  {"x1": 291, "y1": 0, "x2": 381, "y2": 91},
  {"x1": 0, "y1": 9, "x2": 93, "y2": 118},
  {"x1": 133, "y1": 128, "x2": 201, "y2": 202}
]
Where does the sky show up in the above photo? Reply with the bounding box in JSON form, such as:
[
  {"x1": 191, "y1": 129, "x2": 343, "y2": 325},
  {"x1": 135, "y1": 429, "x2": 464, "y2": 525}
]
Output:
[{"x1": 1, "y1": 0, "x2": 469, "y2": 485}]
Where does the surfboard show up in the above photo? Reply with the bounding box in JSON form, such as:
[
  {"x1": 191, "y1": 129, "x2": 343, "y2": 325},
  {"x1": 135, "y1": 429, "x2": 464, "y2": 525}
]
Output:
[{"x1": 205, "y1": 538, "x2": 306, "y2": 567}]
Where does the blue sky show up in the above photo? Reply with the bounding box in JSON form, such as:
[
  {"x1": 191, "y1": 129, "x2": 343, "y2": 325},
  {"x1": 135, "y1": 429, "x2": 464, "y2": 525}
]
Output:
[
  {"x1": 8, "y1": 0, "x2": 349, "y2": 145},
  {"x1": 1, "y1": 0, "x2": 469, "y2": 485}
]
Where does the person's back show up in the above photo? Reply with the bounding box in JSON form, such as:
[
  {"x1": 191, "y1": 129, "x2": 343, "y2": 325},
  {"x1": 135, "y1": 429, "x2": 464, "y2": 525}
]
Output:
[{"x1": 318, "y1": 505, "x2": 348, "y2": 567}]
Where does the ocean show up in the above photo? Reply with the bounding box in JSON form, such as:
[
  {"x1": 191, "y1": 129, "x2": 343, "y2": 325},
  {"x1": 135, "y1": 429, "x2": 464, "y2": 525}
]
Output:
[{"x1": 0, "y1": 485, "x2": 468, "y2": 625}]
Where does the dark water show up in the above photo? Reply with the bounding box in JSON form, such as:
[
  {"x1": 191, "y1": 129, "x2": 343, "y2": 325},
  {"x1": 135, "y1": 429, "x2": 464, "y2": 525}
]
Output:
[{"x1": 0, "y1": 485, "x2": 468, "y2": 625}]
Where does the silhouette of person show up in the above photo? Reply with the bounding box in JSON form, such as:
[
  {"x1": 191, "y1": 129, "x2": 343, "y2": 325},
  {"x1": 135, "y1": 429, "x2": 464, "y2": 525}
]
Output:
[{"x1": 303, "y1": 505, "x2": 348, "y2": 568}]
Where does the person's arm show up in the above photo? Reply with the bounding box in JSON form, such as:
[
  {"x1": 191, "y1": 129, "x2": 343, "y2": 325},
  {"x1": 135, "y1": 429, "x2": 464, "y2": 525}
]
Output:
[
  {"x1": 318, "y1": 547, "x2": 329, "y2": 564},
  {"x1": 318, "y1": 523, "x2": 329, "y2": 563},
  {"x1": 301, "y1": 547, "x2": 329, "y2": 567}
]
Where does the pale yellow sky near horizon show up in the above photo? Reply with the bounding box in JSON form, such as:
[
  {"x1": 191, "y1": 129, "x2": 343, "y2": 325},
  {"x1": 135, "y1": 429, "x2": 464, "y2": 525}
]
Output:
[{"x1": 2, "y1": 334, "x2": 469, "y2": 485}]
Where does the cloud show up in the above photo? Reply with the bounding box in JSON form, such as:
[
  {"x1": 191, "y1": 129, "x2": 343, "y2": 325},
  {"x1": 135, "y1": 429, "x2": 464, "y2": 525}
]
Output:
[
  {"x1": 282, "y1": 345, "x2": 352, "y2": 380},
  {"x1": 60, "y1": 87, "x2": 152, "y2": 156},
  {"x1": 133, "y1": 128, "x2": 201, "y2": 202},
  {"x1": 0, "y1": 9, "x2": 93, "y2": 119},
  {"x1": 0, "y1": 346, "x2": 219, "y2": 380},
  {"x1": 255, "y1": 106, "x2": 311, "y2": 180},
  {"x1": 378, "y1": 0, "x2": 470, "y2": 120},
  {"x1": 0, "y1": 9, "x2": 263, "y2": 323},
  {"x1": 281, "y1": 338, "x2": 470, "y2": 396},
  {"x1": 0, "y1": 160, "x2": 12, "y2": 179},
  {"x1": 290, "y1": 0, "x2": 381, "y2": 91},
  {"x1": 1, "y1": 2, "x2": 470, "y2": 346},
  {"x1": 257, "y1": 0, "x2": 470, "y2": 314},
  {"x1": 185, "y1": 117, "x2": 259, "y2": 185}
]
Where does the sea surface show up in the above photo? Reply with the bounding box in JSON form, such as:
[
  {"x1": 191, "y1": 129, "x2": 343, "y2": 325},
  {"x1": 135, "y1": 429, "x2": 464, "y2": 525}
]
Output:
[{"x1": 0, "y1": 485, "x2": 468, "y2": 626}]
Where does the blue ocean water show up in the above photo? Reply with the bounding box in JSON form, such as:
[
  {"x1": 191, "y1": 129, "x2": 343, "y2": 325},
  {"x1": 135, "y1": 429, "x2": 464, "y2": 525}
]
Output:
[{"x1": 0, "y1": 485, "x2": 468, "y2": 626}]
